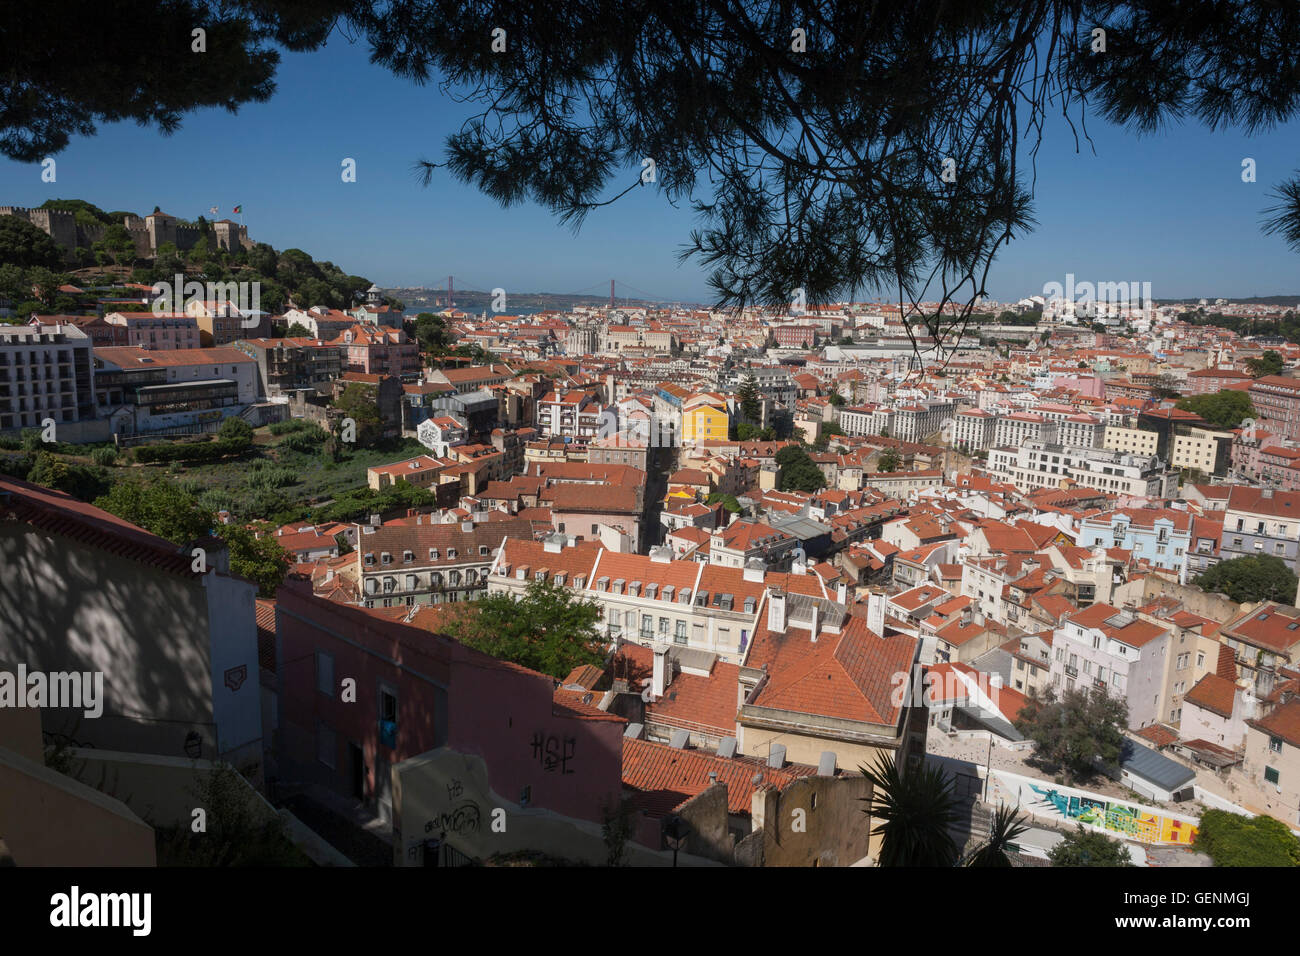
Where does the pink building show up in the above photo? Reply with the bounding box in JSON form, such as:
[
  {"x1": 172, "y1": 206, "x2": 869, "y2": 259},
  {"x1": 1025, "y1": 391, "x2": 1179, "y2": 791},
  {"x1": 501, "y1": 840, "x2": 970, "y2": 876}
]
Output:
[
  {"x1": 1184, "y1": 366, "x2": 1254, "y2": 396},
  {"x1": 273, "y1": 583, "x2": 624, "y2": 831},
  {"x1": 329, "y1": 324, "x2": 421, "y2": 379},
  {"x1": 103, "y1": 311, "x2": 200, "y2": 350}
]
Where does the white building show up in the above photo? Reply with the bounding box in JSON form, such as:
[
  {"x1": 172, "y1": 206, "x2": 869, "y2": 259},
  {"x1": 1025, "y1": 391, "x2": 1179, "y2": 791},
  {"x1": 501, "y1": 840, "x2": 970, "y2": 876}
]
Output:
[{"x1": 0, "y1": 323, "x2": 95, "y2": 432}]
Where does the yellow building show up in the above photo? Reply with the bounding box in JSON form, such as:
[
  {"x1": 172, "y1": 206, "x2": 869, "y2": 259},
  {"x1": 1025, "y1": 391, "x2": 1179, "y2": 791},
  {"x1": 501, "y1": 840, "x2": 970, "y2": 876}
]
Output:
[
  {"x1": 1103, "y1": 424, "x2": 1159, "y2": 457},
  {"x1": 682, "y1": 402, "x2": 729, "y2": 446},
  {"x1": 1171, "y1": 427, "x2": 1231, "y2": 475}
]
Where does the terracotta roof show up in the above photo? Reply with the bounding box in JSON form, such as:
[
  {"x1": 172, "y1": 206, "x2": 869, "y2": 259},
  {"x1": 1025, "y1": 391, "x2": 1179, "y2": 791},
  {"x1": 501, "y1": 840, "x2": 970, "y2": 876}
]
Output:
[
  {"x1": 621, "y1": 736, "x2": 817, "y2": 817},
  {"x1": 1184, "y1": 673, "x2": 1237, "y2": 719}
]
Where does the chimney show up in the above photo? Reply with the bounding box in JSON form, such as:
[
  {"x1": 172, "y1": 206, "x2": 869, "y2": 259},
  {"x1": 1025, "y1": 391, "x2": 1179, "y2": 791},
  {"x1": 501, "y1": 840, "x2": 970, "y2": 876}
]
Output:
[
  {"x1": 836, "y1": 581, "x2": 848, "y2": 604},
  {"x1": 808, "y1": 602, "x2": 820, "y2": 640},
  {"x1": 767, "y1": 587, "x2": 787, "y2": 633},
  {"x1": 461, "y1": 520, "x2": 474, "y2": 532},
  {"x1": 651, "y1": 646, "x2": 669, "y2": 699},
  {"x1": 866, "y1": 589, "x2": 886, "y2": 637}
]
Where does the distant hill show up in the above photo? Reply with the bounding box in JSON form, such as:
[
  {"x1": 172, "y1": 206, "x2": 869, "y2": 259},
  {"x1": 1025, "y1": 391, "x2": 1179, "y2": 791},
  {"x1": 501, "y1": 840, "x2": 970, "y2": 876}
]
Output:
[
  {"x1": 1156, "y1": 296, "x2": 1300, "y2": 307},
  {"x1": 384, "y1": 287, "x2": 672, "y2": 314}
]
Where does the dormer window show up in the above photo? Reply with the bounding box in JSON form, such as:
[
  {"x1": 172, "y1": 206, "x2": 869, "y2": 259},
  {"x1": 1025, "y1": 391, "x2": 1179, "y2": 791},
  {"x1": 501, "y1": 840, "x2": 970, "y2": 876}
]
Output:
[
  {"x1": 403, "y1": 550, "x2": 414, "y2": 563},
  {"x1": 381, "y1": 552, "x2": 392, "y2": 565},
  {"x1": 364, "y1": 553, "x2": 375, "y2": 566},
  {"x1": 448, "y1": 548, "x2": 457, "y2": 559},
  {"x1": 479, "y1": 545, "x2": 490, "y2": 556},
  {"x1": 429, "y1": 548, "x2": 439, "y2": 560}
]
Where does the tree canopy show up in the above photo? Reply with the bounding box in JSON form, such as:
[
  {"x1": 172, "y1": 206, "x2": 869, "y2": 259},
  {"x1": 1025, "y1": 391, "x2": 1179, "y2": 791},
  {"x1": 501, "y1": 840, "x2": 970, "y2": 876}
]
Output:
[
  {"x1": 1245, "y1": 350, "x2": 1285, "y2": 378},
  {"x1": 1014, "y1": 687, "x2": 1128, "y2": 781},
  {"x1": 1175, "y1": 389, "x2": 1255, "y2": 430},
  {"x1": 775, "y1": 444, "x2": 826, "y2": 492},
  {"x1": 1194, "y1": 809, "x2": 1300, "y2": 867},
  {"x1": 454, "y1": 579, "x2": 606, "y2": 679},
  {"x1": 1194, "y1": 555, "x2": 1299, "y2": 606},
  {"x1": 1048, "y1": 825, "x2": 1134, "y2": 867}
]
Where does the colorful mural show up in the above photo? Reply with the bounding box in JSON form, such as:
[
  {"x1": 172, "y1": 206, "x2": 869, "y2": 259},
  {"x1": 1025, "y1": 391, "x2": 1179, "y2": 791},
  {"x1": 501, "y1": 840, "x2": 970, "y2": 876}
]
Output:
[{"x1": 1025, "y1": 782, "x2": 1198, "y2": 846}]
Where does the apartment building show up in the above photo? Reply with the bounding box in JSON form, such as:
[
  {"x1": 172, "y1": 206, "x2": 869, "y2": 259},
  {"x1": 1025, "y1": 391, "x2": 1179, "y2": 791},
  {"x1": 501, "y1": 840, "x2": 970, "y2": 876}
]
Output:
[
  {"x1": 953, "y1": 407, "x2": 996, "y2": 452},
  {"x1": 103, "y1": 311, "x2": 201, "y2": 350},
  {"x1": 1249, "y1": 375, "x2": 1300, "y2": 442},
  {"x1": 1048, "y1": 603, "x2": 1172, "y2": 730},
  {"x1": 994, "y1": 411, "x2": 1058, "y2": 449},
  {"x1": 354, "y1": 517, "x2": 536, "y2": 608},
  {"x1": 1219, "y1": 487, "x2": 1300, "y2": 575},
  {"x1": 536, "y1": 389, "x2": 605, "y2": 442},
  {"x1": 986, "y1": 440, "x2": 1176, "y2": 498},
  {"x1": 234, "y1": 337, "x2": 342, "y2": 398},
  {"x1": 0, "y1": 324, "x2": 95, "y2": 432},
  {"x1": 490, "y1": 537, "x2": 834, "y2": 664},
  {"x1": 1219, "y1": 603, "x2": 1300, "y2": 699},
  {"x1": 1077, "y1": 508, "x2": 1192, "y2": 576}
]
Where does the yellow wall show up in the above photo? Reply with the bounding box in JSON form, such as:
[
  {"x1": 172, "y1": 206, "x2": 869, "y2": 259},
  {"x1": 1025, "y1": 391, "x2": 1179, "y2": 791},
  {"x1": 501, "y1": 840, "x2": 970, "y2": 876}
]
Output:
[
  {"x1": 1103, "y1": 425, "x2": 1159, "y2": 456},
  {"x1": 683, "y1": 405, "x2": 729, "y2": 445}
]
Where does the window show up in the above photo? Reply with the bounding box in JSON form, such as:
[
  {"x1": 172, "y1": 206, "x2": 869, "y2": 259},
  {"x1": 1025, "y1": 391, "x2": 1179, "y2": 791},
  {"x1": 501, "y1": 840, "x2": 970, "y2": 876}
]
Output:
[
  {"x1": 1271, "y1": 736, "x2": 1284, "y2": 755},
  {"x1": 316, "y1": 651, "x2": 334, "y2": 697},
  {"x1": 675, "y1": 620, "x2": 687, "y2": 643},
  {"x1": 379, "y1": 686, "x2": 398, "y2": 724},
  {"x1": 1265, "y1": 766, "x2": 1280, "y2": 785},
  {"x1": 317, "y1": 723, "x2": 337, "y2": 769}
]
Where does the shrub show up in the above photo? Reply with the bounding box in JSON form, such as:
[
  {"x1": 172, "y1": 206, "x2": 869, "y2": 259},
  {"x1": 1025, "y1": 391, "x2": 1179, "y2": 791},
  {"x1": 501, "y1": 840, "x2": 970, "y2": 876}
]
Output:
[{"x1": 89, "y1": 447, "x2": 118, "y2": 467}]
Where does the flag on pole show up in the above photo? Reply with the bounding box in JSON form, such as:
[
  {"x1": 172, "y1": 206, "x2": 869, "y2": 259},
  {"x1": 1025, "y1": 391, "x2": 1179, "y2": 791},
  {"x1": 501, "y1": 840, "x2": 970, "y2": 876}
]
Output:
[
  {"x1": 209, "y1": 206, "x2": 218, "y2": 215},
  {"x1": 233, "y1": 205, "x2": 242, "y2": 214}
]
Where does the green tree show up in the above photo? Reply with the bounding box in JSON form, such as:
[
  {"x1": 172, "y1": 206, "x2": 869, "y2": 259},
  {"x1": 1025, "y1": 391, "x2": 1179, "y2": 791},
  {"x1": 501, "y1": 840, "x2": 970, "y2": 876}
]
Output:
[
  {"x1": 737, "y1": 375, "x2": 762, "y2": 423},
  {"x1": 1048, "y1": 825, "x2": 1134, "y2": 867},
  {"x1": 218, "y1": 415, "x2": 254, "y2": 444},
  {"x1": 415, "y1": 312, "x2": 453, "y2": 354},
  {"x1": 0, "y1": 216, "x2": 64, "y2": 268},
  {"x1": 1194, "y1": 809, "x2": 1300, "y2": 867},
  {"x1": 333, "y1": 383, "x2": 385, "y2": 448},
  {"x1": 284, "y1": 321, "x2": 313, "y2": 338},
  {"x1": 1175, "y1": 389, "x2": 1256, "y2": 430},
  {"x1": 94, "y1": 480, "x2": 215, "y2": 544},
  {"x1": 1245, "y1": 350, "x2": 1284, "y2": 378},
  {"x1": 1014, "y1": 687, "x2": 1128, "y2": 782},
  {"x1": 220, "y1": 522, "x2": 291, "y2": 598},
  {"x1": 92, "y1": 223, "x2": 136, "y2": 269},
  {"x1": 877, "y1": 449, "x2": 902, "y2": 472},
  {"x1": 774, "y1": 445, "x2": 826, "y2": 493},
  {"x1": 1194, "y1": 555, "x2": 1299, "y2": 605},
  {"x1": 827, "y1": 392, "x2": 845, "y2": 406},
  {"x1": 455, "y1": 579, "x2": 605, "y2": 679},
  {"x1": 859, "y1": 751, "x2": 961, "y2": 867}
]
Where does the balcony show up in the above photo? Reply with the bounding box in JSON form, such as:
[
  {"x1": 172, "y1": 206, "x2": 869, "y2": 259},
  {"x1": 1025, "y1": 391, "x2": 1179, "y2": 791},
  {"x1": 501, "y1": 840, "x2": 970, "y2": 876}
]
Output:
[{"x1": 1064, "y1": 664, "x2": 1079, "y2": 678}]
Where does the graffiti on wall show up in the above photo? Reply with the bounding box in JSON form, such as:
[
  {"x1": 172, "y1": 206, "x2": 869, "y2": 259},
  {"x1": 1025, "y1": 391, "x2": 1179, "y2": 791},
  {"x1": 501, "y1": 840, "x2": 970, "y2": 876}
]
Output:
[
  {"x1": 531, "y1": 731, "x2": 576, "y2": 775},
  {"x1": 1026, "y1": 784, "x2": 1198, "y2": 845},
  {"x1": 424, "y1": 801, "x2": 482, "y2": 837}
]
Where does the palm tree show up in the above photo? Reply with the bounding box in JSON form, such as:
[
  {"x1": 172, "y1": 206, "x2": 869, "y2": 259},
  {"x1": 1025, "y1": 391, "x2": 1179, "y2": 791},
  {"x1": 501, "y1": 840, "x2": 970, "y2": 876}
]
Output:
[
  {"x1": 962, "y1": 803, "x2": 1030, "y2": 867},
  {"x1": 859, "y1": 751, "x2": 961, "y2": 866}
]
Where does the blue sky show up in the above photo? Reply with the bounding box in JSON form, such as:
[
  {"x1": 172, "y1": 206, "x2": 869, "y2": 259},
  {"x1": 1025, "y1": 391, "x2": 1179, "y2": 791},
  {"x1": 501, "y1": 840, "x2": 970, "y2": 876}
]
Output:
[{"x1": 2, "y1": 31, "x2": 1298, "y2": 304}]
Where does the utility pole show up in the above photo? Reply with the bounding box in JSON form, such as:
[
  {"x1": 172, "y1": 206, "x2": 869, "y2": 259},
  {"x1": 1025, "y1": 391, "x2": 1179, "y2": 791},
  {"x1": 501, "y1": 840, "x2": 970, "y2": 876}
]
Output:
[{"x1": 610, "y1": 279, "x2": 615, "y2": 309}]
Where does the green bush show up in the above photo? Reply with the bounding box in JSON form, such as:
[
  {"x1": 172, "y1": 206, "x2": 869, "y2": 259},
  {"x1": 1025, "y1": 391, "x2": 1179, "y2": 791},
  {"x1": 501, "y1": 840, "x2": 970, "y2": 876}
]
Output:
[
  {"x1": 269, "y1": 418, "x2": 313, "y2": 436},
  {"x1": 89, "y1": 447, "x2": 118, "y2": 467},
  {"x1": 134, "y1": 437, "x2": 251, "y2": 464},
  {"x1": 1195, "y1": 809, "x2": 1300, "y2": 867}
]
